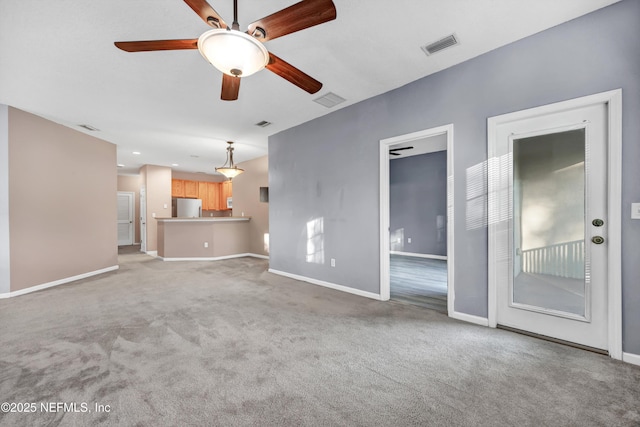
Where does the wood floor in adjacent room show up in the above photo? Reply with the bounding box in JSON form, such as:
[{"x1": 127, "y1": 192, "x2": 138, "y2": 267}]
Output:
[{"x1": 390, "y1": 254, "x2": 447, "y2": 313}]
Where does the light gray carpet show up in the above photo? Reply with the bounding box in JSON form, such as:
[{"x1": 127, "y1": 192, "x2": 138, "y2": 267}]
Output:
[{"x1": 1, "y1": 252, "x2": 639, "y2": 426}]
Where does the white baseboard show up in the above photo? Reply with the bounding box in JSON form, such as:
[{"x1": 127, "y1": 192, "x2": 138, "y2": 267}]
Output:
[
  {"x1": 449, "y1": 310, "x2": 489, "y2": 327},
  {"x1": 623, "y1": 352, "x2": 640, "y2": 367},
  {"x1": 268, "y1": 269, "x2": 382, "y2": 301},
  {"x1": 159, "y1": 253, "x2": 268, "y2": 262},
  {"x1": 0, "y1": 265, "x2": 119, "y2": 299},
  {"x1": 390, "y1": 251, "x2": 447, "y2": 261},
  {"x1": 145, "y1": 250, "x2": 158, "y2": 257}
]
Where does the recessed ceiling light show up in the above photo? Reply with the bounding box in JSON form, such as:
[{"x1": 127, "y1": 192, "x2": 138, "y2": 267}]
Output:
[
  {"x1": 190, "y1": 155, "x2": 200, "y2": 158},
  {"x1": 171, "y1": 163, "x2": 179, "y2": 167},
  {"x1": 132, "y1": 151, "x2": 141, "y2": 155},
  {"x1": 117, "y1": 164, "x2": 125, "y2": 168},
  {"x1": 255, "y1": 120, "x2": 272, "y2": 127}
]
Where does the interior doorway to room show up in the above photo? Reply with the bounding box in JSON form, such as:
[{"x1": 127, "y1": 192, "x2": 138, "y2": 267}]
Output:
[
  {"x1": 380, "y1": 125, "x2": 454, "y2": 315},
  {"x1": 117, "y1": 191, "x2": 134, "y2": 246}
]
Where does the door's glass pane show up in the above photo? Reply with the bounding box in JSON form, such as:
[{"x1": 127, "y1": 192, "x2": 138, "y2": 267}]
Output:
[{"x1": 512, "y1": 129, "x2": 586, "y2": 316}]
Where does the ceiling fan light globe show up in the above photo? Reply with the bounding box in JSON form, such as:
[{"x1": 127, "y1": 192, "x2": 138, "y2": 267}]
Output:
[{"x1": 198, "y1": 29, "x2": 269, "y2": 78}]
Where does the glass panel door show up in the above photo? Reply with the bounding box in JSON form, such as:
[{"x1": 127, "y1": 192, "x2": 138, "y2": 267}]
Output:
[{"x1": 512, "y1": 129, "x2": 587, "y2": 318}]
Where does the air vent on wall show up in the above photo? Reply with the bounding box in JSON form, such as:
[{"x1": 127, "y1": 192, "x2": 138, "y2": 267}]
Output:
[
  {"x1": 255, "y1": 120, "x2": 272, "y2": 128},
  {"x1": 421, "y1": 34, "x2": 459, "y2": 56},
  {"x1": 313, "y1": 92, "x2": 346, "y2": 108}
]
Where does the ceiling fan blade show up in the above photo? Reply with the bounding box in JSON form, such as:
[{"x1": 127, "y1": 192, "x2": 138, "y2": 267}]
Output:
[
  {"x1": 114, "y1": 39, "x2": 198, "y2": 52},
  {"x1": 266, "y1": 52, "x2": 322, "y2": 94},
  {"x1": 183, "y1": 0, "x2": 228, "y2": 29},
  {"x1": 221, "y1": 74, "x2": 241, "y2": 101},
  {"x1": 247, "y1": 0, "x2": 336, "y2": 42}
]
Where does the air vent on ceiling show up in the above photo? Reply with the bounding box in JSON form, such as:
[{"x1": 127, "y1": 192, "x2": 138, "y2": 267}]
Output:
[
  {"x1": 78, "y1": 124, "x2": 99, "y2": 131},
  {"x1": 421, "y1": 34, "x2": 459, "y2": 56},
  {"x1": 313, "y1": 92, "x2": 346, "y2": 108},
  {"x1": 255, "y1": 120, "x2": 272, "y2": 127}
]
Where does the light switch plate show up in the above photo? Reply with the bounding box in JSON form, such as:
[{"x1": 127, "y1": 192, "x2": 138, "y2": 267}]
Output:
[{"x1": 632, "y1": 203, "x2": 640, "y2": 219}]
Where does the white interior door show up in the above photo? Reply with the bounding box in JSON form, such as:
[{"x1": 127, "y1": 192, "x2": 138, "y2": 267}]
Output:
[
  {"x1": 117, "y1": 192, "x2": 134, "y2": 246},
  {"x1": 490, "y1": 101, "x2": 610, "y2": 350},
  {"x1": 140, "y1": 188, "x2": 147, "y2": 253}
]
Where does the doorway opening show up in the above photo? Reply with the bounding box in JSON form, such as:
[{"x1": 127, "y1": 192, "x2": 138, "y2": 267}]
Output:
[
  {"x1": 380, "y1": 125, "x2": 454, "y2": 315},
  {"x1": 117, "y1": 191, "x2": 135, "y2": 246}
]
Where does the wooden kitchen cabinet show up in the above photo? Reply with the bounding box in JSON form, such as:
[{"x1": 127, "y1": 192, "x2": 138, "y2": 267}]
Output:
[
  {"x1": 220, "y1": 181, "x2": 232, "y2": 208},
  {"x1": 207, "y1": 182, "x2": 221, "y2": 210},
  {"x1": 171, "y1": 179, "x2": 185, "y2": 198},
  {"x1": 172, "y1": 178, "x2": 230, "y2": 211},
  {"x1": 184, "y1": 180, "x2": 198, "y2": 198},
  {"x1": 198, "y1": 181, "x2": 209, "y2": 210}
]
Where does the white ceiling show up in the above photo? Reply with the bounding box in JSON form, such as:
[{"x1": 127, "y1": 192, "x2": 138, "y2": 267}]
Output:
[{"x1": 0, "y1": 0, "x2": 619, "y2": 176}]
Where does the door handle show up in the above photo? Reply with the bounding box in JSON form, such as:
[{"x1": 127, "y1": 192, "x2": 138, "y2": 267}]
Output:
[{"x1": 591, "y1": 236, "x2": 605, "y2": 244}]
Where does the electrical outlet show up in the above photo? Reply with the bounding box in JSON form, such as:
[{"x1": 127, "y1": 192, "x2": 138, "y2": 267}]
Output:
[
  {"x1": 330, "y1": 258, "x2": 336, "y2": 267},
  {"x1": 204, "y1": 242, "x2": 208, "y2": 248},
  {"x1": 408, "y1": 237, "x2": 412, "y2": 243},
  {"x1": 632, "y1": 203, "x2": 640, "y2": 219},
  {"x1": 151, "y1": 213, "x2": 156, "y2": 218},
  {"x1": 163, "y1": 203, "x2": 168, "y2": 209}
]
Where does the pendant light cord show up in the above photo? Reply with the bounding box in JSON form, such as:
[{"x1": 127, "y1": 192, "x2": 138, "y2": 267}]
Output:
[{"x1": 232, "y1": 0, "x2": 240, "y2": 30}]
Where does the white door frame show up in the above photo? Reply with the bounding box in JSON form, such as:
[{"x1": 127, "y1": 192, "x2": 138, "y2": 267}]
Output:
[
  {"x1": 117, "y1": 191, "x2": 135, "y2": 246},
  {"x1": 140, "y1": 187, "x2": 147, "y2": 253},
  {"x1": 379, "y1": 124, "x2": 455, "y2": 315},
  {"x1": 487, "y1": 89, "x2": 622, "y2": 360}
]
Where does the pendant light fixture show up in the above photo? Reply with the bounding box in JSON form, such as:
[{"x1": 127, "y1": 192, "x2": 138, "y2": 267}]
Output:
[{"x1": 215, "y1": 141, "x2": 244, "y2": 180}]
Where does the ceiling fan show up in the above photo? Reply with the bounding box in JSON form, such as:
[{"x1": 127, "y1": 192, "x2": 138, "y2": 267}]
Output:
[
  {"x1": 389, "y1": 146, "x2": 414, "y2": 156},
  {"x1": 115, "y1": 0, "x2": 336, "y2": 101}
]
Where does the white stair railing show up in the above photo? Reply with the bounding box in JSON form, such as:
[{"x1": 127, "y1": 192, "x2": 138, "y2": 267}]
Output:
[{"x1": 521, "y1": 240, "x2": 584, "y2": 279}]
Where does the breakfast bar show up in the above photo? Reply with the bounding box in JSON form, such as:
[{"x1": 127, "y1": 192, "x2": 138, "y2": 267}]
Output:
[{"x1": 156, "y1": 217, "x2": 251, "y2": 260}]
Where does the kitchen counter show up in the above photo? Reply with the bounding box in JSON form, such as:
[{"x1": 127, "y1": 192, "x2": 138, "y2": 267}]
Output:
[{"x1": 156, "y1": 217, "x2": 251, "y2": 260}]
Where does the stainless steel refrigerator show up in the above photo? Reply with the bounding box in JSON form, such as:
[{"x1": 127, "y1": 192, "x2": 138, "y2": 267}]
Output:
[{"x1": 176, "y1": 198, "x2": 202, "y2": 218}]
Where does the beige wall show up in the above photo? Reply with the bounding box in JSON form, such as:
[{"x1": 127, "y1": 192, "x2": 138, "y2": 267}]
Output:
[
  {"x1": 157, "y1": 220, "x2": 250, "y2": 258},
  {"x1": 172, "y1": 171, "x2": 226, "y2": 183},
  {"x1": 140, "y1": 165, "x2": 172, "y2": 252},
  {"x1": 117, "y1": 174, "x2": 142, "y2": 244},
  {"x1": 8, "y1": 107, "x2": 117, "y2": 292},
  {"x1": 232, "y1": 155, "x2": 269, "y2": 256},
  {"x1": 0, "y1": 105, "x2": 9, "y2": 294}
]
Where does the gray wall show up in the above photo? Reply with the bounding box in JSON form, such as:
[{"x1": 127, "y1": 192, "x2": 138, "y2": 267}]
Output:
[
  {"x1": 390, "y1": 151, "x2": 447, "y2": 256},
  {"x1": 269, "y1": 0, "x2": 640, "y2": 353}
]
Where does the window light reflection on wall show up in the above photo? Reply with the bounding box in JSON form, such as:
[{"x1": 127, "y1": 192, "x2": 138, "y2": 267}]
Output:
[{"x1": 306, "y1": 217, "x2": 325, "y2": 264}]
